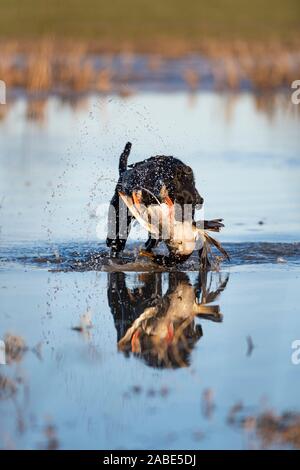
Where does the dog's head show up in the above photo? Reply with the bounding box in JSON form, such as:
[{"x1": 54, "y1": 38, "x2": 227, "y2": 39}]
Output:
[{"x1": 173, "y1": 165, "x2": 204, "y2": 208}]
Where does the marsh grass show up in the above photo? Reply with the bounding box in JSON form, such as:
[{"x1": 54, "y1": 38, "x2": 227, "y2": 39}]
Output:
[
  {"x1": 0, "y1": 39, "x2": 299, "y2": 95},
  {"x1": 229, "y1": 404, "x2": 300, "y2": 449},
  {"x1": 0, "y1": 0, "x2": 298, "y2": 94}
]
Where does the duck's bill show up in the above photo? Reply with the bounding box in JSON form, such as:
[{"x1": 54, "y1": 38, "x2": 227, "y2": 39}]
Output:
[{"x1": 195, "y1": 219, "x2": 224, "y2": 232}]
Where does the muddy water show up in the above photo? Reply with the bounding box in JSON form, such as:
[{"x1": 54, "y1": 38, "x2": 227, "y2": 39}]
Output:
[{"x1": 0, "y1": 91, "x2": 300, "y2": 449}]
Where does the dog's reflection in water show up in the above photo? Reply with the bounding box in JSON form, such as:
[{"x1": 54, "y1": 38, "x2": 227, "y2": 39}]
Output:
[{"x1": 107, "y1": 271, "x2": 229, "y2": 368}]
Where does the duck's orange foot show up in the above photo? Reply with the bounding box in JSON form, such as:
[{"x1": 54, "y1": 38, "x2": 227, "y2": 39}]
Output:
[{"x1": 139, "y1": 250, "x2": 155, "y2": 259}]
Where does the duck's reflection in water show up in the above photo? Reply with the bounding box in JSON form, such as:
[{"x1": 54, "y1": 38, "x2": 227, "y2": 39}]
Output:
[{"x1": 107, "y1": 271, "x2": 229, "y2": 368}]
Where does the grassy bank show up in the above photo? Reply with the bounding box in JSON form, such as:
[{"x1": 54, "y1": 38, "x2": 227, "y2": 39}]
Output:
[
  {"x1": 0, "y1": 0, "x2": 299, "y2": 51},
  {"x1": 0, "y1": 1, "x2": 299, "y2": 95}
]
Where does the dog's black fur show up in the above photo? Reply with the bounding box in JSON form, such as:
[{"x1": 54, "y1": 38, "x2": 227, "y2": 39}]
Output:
[{"x1": 106, "y1": 142, "x2": 204, "y2": 259}]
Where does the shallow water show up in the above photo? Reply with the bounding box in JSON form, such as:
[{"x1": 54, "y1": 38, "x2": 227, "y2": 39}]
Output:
[
  {"x1": 0, "y1": 92, "x2": 299, "y2": 243},
  {"x1": 1, "y1": 241, "x2": 300, "y2": 272},
  {"x1": 0, "y1": 91, "x2": 300, "y2": 449}
]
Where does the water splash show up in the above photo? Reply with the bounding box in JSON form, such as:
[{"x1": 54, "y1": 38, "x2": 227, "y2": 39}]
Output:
[{"x1": 1, "y1": 241, "x2": 300, "y2": 272}]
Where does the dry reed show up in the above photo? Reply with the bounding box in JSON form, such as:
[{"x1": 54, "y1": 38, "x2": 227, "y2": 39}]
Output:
[{"x1": 0, "y1": 38, "x2": 299, "y2": 95}]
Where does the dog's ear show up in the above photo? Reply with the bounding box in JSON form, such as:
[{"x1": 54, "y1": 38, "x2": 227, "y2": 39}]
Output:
[{"x1": 174, "y1": 165, "x2": 196, "y2": 201}]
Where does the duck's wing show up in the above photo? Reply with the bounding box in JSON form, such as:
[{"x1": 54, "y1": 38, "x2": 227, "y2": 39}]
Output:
[{"x1": 118, "y1": 191, "x2": 160, "y2": 237}]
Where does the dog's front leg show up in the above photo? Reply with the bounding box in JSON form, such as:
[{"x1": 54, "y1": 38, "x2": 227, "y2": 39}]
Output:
[
  {"x1": 144, "y1": 233, "x2": 159, "y2": 253},
  {"x1": 106, "y1": 191, "x2": 132, "y2": 257}
]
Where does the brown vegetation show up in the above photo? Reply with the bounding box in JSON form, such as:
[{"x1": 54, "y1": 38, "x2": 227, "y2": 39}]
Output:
[
  {"x1": 0, "y1": 39, "x2": 299, "y2": 95},
  {"x1": 228, "y1": 403, "x2": 300, "y2": 449}
]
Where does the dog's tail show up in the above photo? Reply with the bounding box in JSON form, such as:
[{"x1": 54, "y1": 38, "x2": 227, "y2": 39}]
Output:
[{"x1": 119, "y1": 142, "x2": 132, "y2": 176}]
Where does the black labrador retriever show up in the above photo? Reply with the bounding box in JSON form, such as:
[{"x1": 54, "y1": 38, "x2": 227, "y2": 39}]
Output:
[{"x1": 106, "y1": 142, "x2": 227, "y2": 266}]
